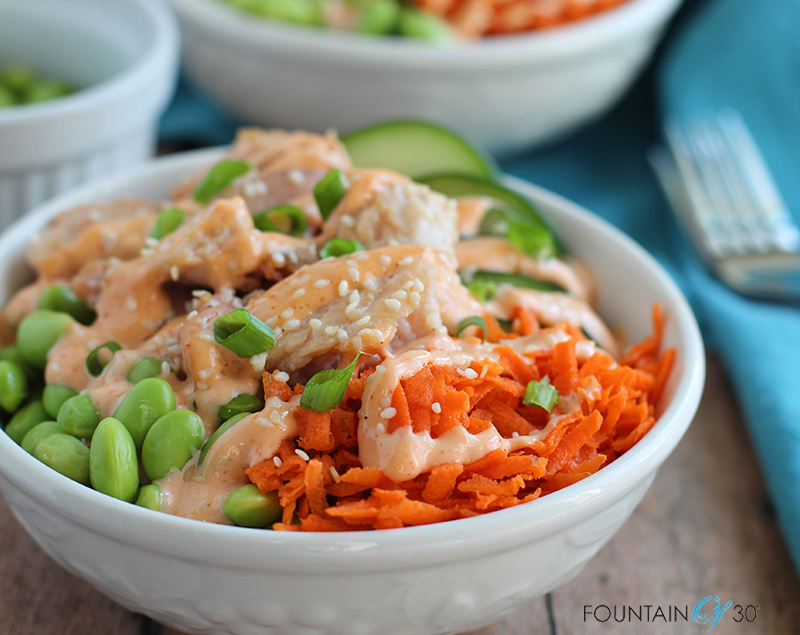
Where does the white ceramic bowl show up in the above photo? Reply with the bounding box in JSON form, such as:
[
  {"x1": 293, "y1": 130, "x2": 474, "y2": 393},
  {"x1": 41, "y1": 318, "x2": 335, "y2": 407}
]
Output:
[
  {"x1": 0, "y1": 0, "x2": 179, "y2": 228},
  {"x1": 169, "y1": 0, "x2": 682, "y2": 155},
  {"x1": 0, "y1": 149, "x2": 704, "y2": 635}
]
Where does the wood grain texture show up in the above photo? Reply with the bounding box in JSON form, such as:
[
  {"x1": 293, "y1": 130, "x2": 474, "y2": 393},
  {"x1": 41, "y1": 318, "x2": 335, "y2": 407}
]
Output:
[{"x1": 2, "y1": 356, "x2": 799, "y2": 635}]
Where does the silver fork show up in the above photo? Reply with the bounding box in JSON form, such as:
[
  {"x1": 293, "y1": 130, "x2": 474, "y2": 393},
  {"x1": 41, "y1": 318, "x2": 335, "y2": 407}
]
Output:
[{"x1": 650, "y1": 109, "x2": 800, "y2": 302}]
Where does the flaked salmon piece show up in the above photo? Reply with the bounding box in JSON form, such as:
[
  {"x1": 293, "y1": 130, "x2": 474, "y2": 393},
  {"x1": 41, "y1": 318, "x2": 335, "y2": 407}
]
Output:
[
  {"x1": 456, "y1": 236, "x2": 594, "y2": 301},
  {"x1": 172, "y1": 129, "x2": 351, "y2": 222},
  {"x1": 259, "y1": 233, "x2": 318, "y2": 281},
  {"x1": 317, "y1": 169, "x2": 459, "y2": 253},
  {"x1": 26, "y1": 199, "x2": 159, "y2": 280},
  {"x1": 245, "y1": 245, "x2": 481, "y2": 374}
]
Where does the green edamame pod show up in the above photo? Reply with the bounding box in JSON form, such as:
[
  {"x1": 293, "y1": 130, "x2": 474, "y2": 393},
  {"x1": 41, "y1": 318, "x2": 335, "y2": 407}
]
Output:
[
  {"x1": 113, "y1": 377, "x2": 176, "y2": 450},
  {"x1": 0, "y1": 360, "x2": 28, "y2": 412},
  {"x1": 17, "y1": 310, "x2": 74, "y2": 369},
  {"x1": 89, "y1": 418, "x2": 139, "y2": 502},
  {"x1": 43, "y1": 384, "x2": 79, "y2": 419},
  {"x1": 197, "y1": 412, "x2": 249, "y2": 466},
  {"x1": 37, "y1": 284, "x2": 96, "y2": 325},
  {"x1": 57, "y1": 393, "x2": 100, "y2": 438},
  {"x1": 126, "y1": 357, "x2": 163, "y2": 384},
  {"x1": 5, "y1": 400, "x2": 49, "y2": 444},
  {"x1": 142, "y1": 409, "x2": 205, "y2": 481},
  {"x1": 33, "y1": 432, "x2": 90, "y2": 485},
  {"x1": 21, "y1": 420, "x2": 59, "y2": 454},
  {"x1": 223, "y1": 484, "x2": 281, "y2": 528},
  {"x1": 135, "y1": 484, "x2": 163, "y2": 511}
]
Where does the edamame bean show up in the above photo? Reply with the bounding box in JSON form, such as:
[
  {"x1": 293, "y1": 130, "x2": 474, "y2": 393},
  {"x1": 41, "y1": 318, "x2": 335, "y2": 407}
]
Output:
[
  {"x1": 0, "y1": 345, "x2": 41, "y2": 382},
  {"x1": 250, "y1": 0, "x2": 321, "y2": 25},
  {"x1": 113, "y1": 377, "x2": 176, "y2": 450},
  {"x1": 17, "y1": 310, "x2": 74, "y2": 369},
  {"x1": 33, "y1": 432, "x2": 90, "y2": 485},
  {"x1": 126, "y1": 357, "x2": 163, "y2": 384},
  {"x1": 21, "y1": 420, "x2": 59, "y2": 454},
  {"x1": 223, "y1": 484, "x2": 281, "y2": 528},
  {"x1": 57, "y1": 393, "x2": 100, "y2": 438},
  {"x1": 135, "y1": 484, "x2": 163, "y2": 511},
  {"x1": 359, "y1": 0, "x2": 400, "y2": 35},
  {"x1": 89, "y1": 418, "x2": 139, "y2": 502},
  {"x1": 37, "y1": 284, "x2": 96, "y2": 325},
  {"x1": 198, "y1": 412, "x2": 249, "y2": 466},
  {"x1": 5, "y1": 400, "x2": 49, "y2": 444},
  {"x1": 397, "y1": 7, "x2": 453, "y2": 43},
  {"x1": 43, "y1": 384, "x2": 79, "y2": 419},
  {"x1": 142, "y1": 409, "x2": 205, "y2": 480},
  {"x1": 0, "y1": 360, "x2": 28, "y2": 412}
]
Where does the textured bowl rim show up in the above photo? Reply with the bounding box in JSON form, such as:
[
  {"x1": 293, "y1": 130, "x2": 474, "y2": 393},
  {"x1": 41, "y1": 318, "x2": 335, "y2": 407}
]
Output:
[
  {"x1": 0, "y1": 0, "x2": 179, "y2": 126},
  {"x1": 169, "y1": 0, "x2": 684, "y2": 69},
  {"x1": 0, "y1": 148, "x2": 704, "y2": 573}
]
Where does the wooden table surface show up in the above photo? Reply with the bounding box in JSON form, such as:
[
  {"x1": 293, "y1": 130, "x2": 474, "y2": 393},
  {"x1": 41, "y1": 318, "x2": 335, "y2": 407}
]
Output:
[{"x1": 2, "y1": 355, "x2": 799, "y2": 635}]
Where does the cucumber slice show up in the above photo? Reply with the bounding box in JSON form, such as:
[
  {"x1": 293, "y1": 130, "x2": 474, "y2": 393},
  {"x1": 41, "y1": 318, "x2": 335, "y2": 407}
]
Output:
[
  {"x1": 419, "y1": 173, "x2": 561, "y2": 256},
  {"x1": 342, "y1": 121, "x2": 495, "y2": 179}
]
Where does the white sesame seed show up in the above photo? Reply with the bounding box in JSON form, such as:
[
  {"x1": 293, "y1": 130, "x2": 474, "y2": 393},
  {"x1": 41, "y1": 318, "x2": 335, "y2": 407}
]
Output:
[
  {"x1": 409, "y1": 291, "x2": 421, "y2": 305},
  {"x1": 161, "y1": 361, "x2": 171, "y2": 375},
  {"x1": 330, "y1": 466, "x2": 340, "y2": 481},
  {"x1": 200, "y1": 333, "x2": 215, "y2": 343},
  {"x1": 357, "y1": 328, "x2": 373, "y2": 337},
  {"x1": 274, "y1": 371, "x2": 290, "y2": 383},
  {"x1": 413, "y1": 279, "x2": 425, "y2": 292},
  {"x1": 456, "y1": 368, "x2": 467, "y2": 377},
  {"x1": 295, "y1": 449, "x2": 310, "y2": 461},
  {"x1": 272, "y1": 252, "x2": 286, "y2": 267},
  {"x1": 380, "y1": 407, "x2": 397, "y2": 419},
  {"x1": 340, "y1": 215, "x2": 355, "y2": 227},
  {"x1": 270, "y1": 410, "x2": 282, "y2": 424},
  {"x1": 338, "y1": 280, "x2": 349, "y2": 297},
  {"x1": 392, "y1": 290, "x2": 407, "y2": 301},
  {"x1": 314, "y1": 279, "x2": 331, "y2": 289},
  {"x1": 325, "y1": 325, "x2": 337, "y2": 336},
  {"x1": 380, "y1": 255, "x2": 392, "y2": 268},
  {"x1": 250, "y1": 352, "x2": 268, "y2": 372},
  {"x1": 512, "y1": 431, "x2": 520, "y2": 438},
  {"x1": 479, "y1": 365, "x2": 488, "y2": 379},
  {"x1": 356, "y1": 315, "x2": 371, "y2": 327},
  {"x1": 126, "y1": 297, "x2": 138, "y2": 311},
  {"x1": 197, "y1": 381, "x2": 209, "y2": 391},
  {"x1": 292, "y1": 288, "x2": 306, "y2": 299},
  {"x1": 281, "y1": 308, "x2": 294, "y2": 319},
  {"x1": 345, "y1": 303, "x2": 359, "y2": 317},
  {"x1": 220, "y1": 287, "x2": 235, "y2": 303},
  {"x1": 198, "y1": 368, "x2": 214, "y2": 379},
  {"x1": 309, "y1": 318, "x2": 322, "y2": 330},
  {"x1": 256, "y1": 417, "x2": 271, "y2": 428},
  {"x1": 266, "y1": 316, "x2": 279, "y2": 327},
  {"x1": 337, "y1": 328, "x2": 348, "y2": 340},
  {"x1": 287, "y1": 251, "x2": 299, "y2": 264},
  {"x1": 354, "y1": 251, "x2": 369, "y2": 261},
  {"x1": 364, "y1": 279, "x2": 378, "y2": 293},
  {"x1": 268, "y1": 397, "x2": 282, "y2": 409},
  {"x1": 168, "y1": 344, "x2": 182, "y2": 354},
  {"x1": 376, "y1": 422, "x2": 387, "y2": 434},
  {"x1": 432, "y1": 402, "x2": 442, "y2": 413},
  {"x1": 284, "y1": 318, "x2": 301, "y2": 331},
  {"x1": 273, "y1": 456, "x2": 283, "y2": 467},
  {"x1": 426, "y1": 313, "x2": 439, "y2": 329},
  {"x1": 384, "y1": 298, "x2": 402, "y2": 311},
  {"x1": 464, "y1": 368, "x2": 479, "y2": 380},
  {"x1": 287, "y1": 169, "x2": 305, "y2": 185},
  {"x1": 145, "y1": 237, "x2": 159, "y2": 248},
  {"x1": 274, "y1": 327, "x2": 283, "y2": 337},
  {"x1": 170, "y1": 266, "x2": 179, "y2": 281},
  {"x1": 187, "y1": 310, "x2": 198, "y2": 320},
  {"x1": 348, "y1": 267, "x2": 360, "y2": 283},
  {"x1": 399, "y1": 256, "x2": 413, "y2": 266},
  {"x1": 402, "y1": 280, "x2": 414, "y2": 290},
  {"x1": 349, "y1": 290, "x2": 360, "y2": 304}
]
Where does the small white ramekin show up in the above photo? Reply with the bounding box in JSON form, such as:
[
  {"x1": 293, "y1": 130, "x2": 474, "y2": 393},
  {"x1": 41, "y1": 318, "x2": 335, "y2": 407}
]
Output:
[{"x1": 0, "y1": 0, "x2": 180, "y2": 229}]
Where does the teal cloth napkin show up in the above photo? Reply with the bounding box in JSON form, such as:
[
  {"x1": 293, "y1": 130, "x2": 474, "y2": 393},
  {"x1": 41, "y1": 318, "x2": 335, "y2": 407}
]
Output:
[{"x1": 158, "y1": 0, "x2": 800, "y2": 574}]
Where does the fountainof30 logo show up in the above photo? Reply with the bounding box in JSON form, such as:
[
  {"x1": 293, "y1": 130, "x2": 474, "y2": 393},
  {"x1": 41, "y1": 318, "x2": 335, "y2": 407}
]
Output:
[{"x1": 583, "y1": 596, "x2": 760, "y2": 631}]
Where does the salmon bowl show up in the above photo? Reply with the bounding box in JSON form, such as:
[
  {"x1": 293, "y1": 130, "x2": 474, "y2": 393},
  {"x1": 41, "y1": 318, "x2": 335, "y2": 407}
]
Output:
[
  {"x1": 0, "y1": 131, "x2": 703, "y2": 634},
  {"x1": 168, "y1": 0, "x2": 683, "y2": 154}
]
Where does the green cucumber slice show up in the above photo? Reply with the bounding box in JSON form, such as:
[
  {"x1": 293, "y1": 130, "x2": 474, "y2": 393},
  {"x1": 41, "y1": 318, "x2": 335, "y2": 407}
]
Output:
[
  {"x1": 419, "y1": 173, "x2": 561, "y2": 257},
  {"x1": 341, "y1": 120, "x2": 495, "y2": 179}
]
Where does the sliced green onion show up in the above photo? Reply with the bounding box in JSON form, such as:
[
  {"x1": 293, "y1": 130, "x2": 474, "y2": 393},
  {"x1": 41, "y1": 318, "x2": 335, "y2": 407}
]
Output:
[
  {"x1": 253, "y1": 205, "x2": 308, "y2": 236},
  {"x1": 86, "y1": 341, "x2": 122, "y2": 377},
  {"x1": 461, "y1": 269, "x2": 563, "y2": 293},
  {"x1": 478, "y1": 207, "x2": 514, "y2": 236},
  {"x1": 151, "y1": 207, "x2": 185, "y2": 240},
  {"x1": 300, "y1": 353, "x2": 361, "y2": 413},
  {"x1": 218, "y1": 393, "x2": 264, "y2": 422},
  {"x1": 37, "y1": 284, "x2": 96, "y2": 325},
  {"x1": 478, "y1": 207, "x2": 557, "y2": 260},
  {"x1": 466, "y1": 280, "x2": 497, "y2": 303},
  {"x1": 313, "y1": 169, "x2": 349, "y2": 220},
  {"x1": 523, "y1": 376, "x2": 559, "y2": 412},
  {"x1": 214, "y1": 309, "x2": 276, "y2": 358},
  {"x1": 193, "y1": 160, "x2": 252, "y2": 205},
  {"x1": 456, "y1": 316, "x2": 487, "y2": 342},
  {"x1": 319, "y1": 238, "x2": 364, "y2": 259}
]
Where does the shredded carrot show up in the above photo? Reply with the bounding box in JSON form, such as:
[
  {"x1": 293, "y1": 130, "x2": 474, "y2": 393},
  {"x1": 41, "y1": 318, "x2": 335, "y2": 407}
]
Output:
[{"x1": 246, "y1": 305, "x2": 675, "y2": 531}]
